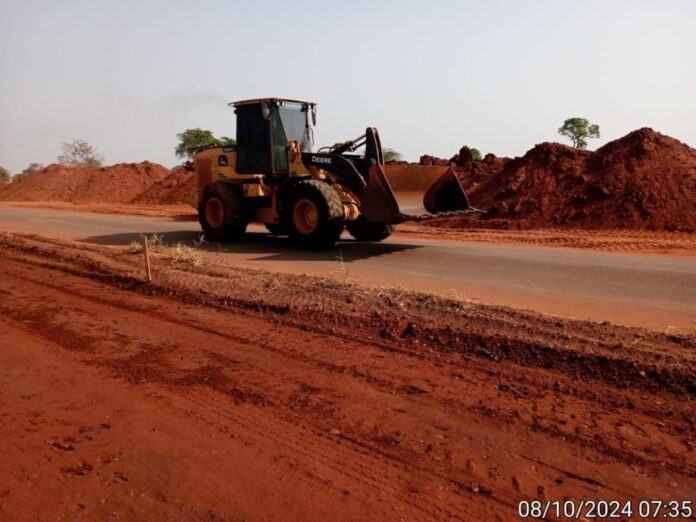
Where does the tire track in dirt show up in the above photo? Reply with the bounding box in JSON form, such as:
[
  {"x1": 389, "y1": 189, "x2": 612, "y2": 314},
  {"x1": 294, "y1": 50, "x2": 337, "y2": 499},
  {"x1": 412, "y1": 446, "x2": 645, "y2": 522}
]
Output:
[
  {"x1": 0, "y1": 233, "x2": 694, "y2": 519},
  {"x1": 0, "y1": 267, "x2": 496, "y2": 519},
  {"x1": 2, "y1": 233, "x2": 694, "y2": 396}
]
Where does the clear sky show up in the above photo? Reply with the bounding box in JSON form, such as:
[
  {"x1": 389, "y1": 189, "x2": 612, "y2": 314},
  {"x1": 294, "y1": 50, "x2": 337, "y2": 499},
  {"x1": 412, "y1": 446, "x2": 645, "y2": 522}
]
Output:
[{"x1": 1, "y1": 0, "x2": 695, "y2": 173}]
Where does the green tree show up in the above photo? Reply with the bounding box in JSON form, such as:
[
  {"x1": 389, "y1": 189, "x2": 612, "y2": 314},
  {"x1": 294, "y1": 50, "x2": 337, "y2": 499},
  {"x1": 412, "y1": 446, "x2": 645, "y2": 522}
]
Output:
[
  {"x1": 471, "y1": 148, "x2": 482, "y2": 161},
  {"x1": 58, "y1": 139, "x2": 104, "y2": 167},
  {"x1": 558, "y1": 118, "x2": 600, "y2": 149},
  {"x1": 175, "y1": 128, "x2": 236, "y2": 159},
  {"x1": 0, "y1": 165, "x2": 10, "y2": 183},
  {"x1": 383, "y1": 148, "x2": 402, "y2": 162}
]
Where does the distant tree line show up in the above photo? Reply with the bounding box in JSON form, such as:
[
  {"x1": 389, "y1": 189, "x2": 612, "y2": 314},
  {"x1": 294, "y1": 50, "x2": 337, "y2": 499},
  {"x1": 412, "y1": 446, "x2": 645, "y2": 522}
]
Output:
[
  {"x1": 1, "y1": 138, "x2": 104, "y2": 182},
  {"x1": 1, "y1": 118, "x2": 603, "y2": 183}
]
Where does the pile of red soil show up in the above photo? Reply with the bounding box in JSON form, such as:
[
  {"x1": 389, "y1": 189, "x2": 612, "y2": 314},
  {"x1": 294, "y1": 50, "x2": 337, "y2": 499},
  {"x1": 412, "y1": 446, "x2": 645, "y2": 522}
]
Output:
[
  {"x1": 0, "y1": 162, "x2": 171, "y2": 204},
  {"x1": 428, "y1": 128, "x2": 696, "y2": 231},
  {"x1": 3, "y1": 128, "x2": 694, "y2": 232},
  {"x1": 418, "y1": 147, "x2": 513, "y2": 199},
  {"x1": 133, "y1": 166, "x2": 195, "y2": 205}
]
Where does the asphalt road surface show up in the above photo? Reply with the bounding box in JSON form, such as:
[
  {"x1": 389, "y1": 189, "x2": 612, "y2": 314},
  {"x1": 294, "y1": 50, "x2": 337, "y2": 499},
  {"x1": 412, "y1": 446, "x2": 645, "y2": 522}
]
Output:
[{"x1": 1, "y1": 205, "x2": 694, "y2": 330}]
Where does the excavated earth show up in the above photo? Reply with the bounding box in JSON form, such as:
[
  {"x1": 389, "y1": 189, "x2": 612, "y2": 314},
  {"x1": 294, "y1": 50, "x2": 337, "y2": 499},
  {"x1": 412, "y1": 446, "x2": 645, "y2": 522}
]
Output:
[
  {"x1": 0, "y1": 233, "x2": 694, "y2": 520},
  {"x1": 0, "y1": 162, "x2": 171, "y2": 204},
  {"x1": 132, "y1": 166, "x2": 195, "y2": 205},
  {"x1": 2, "y1": 128, "x2": 695, "y2": 236},
  {"x1": 423, "y1": 128, "x2": 696, "y2": 232}
]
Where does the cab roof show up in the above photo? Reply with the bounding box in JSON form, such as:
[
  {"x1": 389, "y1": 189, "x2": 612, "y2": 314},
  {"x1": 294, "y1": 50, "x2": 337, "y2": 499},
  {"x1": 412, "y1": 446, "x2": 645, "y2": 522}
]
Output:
[{"x1": 230, "y1": 97, "x2": 315, "y2": 108}]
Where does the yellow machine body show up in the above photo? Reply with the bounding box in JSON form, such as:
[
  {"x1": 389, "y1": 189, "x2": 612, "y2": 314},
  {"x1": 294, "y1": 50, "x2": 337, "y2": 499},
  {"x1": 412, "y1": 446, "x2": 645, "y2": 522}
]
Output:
[{"x1": 189, "y1": 97, "x2": 474, "y2": 247}]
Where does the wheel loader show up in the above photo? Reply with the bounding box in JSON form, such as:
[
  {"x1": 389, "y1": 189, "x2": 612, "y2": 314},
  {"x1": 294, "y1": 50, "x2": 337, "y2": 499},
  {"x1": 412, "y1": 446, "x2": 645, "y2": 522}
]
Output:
[{"x1": 189, "y1": 97, "x2": 475, "y2": 248}]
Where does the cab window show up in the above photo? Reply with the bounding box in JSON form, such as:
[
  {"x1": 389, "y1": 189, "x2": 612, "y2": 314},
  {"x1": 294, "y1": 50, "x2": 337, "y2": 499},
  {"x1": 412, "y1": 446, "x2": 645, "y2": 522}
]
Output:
[{"x1": 235, "y1": 104, "x2": 270, "y2": 174}]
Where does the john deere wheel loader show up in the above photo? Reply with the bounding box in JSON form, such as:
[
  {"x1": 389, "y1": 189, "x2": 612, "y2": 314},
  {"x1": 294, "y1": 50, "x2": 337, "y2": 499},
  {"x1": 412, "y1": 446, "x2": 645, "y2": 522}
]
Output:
[{"x1": 189, "y1": 97, "x2": 475, "y2": 249}]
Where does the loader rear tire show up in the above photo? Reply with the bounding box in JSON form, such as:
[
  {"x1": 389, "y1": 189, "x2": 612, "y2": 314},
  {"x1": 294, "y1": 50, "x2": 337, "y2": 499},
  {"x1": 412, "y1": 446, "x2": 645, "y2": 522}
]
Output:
[
  {"x1": 198, "y1": 183, "x2": 248, "y2": 242},
  {"x1": 282, "y1": 180, "x2": 344, "y2": 249},
  {"x1": 347, "y1": 216, "x2": 394, "y2": 242}
]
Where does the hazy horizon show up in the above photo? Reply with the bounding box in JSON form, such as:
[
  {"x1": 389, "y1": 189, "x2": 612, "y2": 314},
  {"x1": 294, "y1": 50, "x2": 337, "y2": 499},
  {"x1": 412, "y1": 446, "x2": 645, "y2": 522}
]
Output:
[{"x1": 1, "y1": 0, "x2": 695, "y2": 173}]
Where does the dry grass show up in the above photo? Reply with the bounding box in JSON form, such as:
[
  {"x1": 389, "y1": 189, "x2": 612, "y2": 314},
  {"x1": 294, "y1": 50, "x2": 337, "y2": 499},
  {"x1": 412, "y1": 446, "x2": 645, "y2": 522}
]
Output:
[
  {"x1": 128, "y1": 240, "x2": 144, "y2": 254},
  {"x1": 170, "y1": 242, "x2": 206, "y2": 266},
  {"x1": 327, "y1": 249, "x2": 356, "y2": 286},
  {"x1": 148, "y1": 233, "x2": 165, "y2": 249},
  {"x1": 128, "y1": 233, "x2": 165, "y2": 254}
]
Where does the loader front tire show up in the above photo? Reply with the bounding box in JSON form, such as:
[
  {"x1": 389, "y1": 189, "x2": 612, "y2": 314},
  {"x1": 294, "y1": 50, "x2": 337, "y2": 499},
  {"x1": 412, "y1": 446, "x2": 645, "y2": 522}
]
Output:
[
  {"x1": 347, "y1": 216, "x2": 394, "y2": 242},
  {"x1": 198, "y1": 183, "x2": 248, "y2": 242},
  {"x1": 282, "y1": 180, "x2": 344, "y2": 249}
]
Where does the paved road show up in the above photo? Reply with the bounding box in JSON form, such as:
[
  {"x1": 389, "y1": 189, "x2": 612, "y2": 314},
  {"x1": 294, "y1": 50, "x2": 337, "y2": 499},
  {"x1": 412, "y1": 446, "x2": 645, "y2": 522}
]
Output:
[{"x1": 2, "y1": 205, "x2": 695, "y2": 329}]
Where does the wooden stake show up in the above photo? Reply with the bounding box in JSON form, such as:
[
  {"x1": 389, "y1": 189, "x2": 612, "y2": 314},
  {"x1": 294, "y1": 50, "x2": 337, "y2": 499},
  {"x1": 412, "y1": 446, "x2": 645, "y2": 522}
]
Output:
[{"x1": 142, "y1": 235, "x2": 152, "y2": 282}]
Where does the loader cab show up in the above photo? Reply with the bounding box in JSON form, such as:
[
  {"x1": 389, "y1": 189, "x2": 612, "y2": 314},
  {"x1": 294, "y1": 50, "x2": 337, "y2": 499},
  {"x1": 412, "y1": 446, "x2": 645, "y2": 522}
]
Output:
[{"x1": 232, "y1": 98, "x2": 316, "y2": 177}]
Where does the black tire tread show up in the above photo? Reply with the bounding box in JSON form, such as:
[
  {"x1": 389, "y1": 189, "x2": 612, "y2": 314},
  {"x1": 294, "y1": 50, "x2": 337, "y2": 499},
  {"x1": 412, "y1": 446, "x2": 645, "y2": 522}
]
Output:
[
  {"x1": 198, "y1": 183, "x2": 248, "y2": 242},
  {"x1": 281, "y1": 180, "x2": 344, "y2": 249},
  {"x1": 347, "y1": 216, "x2": 394, "y2": 242}
]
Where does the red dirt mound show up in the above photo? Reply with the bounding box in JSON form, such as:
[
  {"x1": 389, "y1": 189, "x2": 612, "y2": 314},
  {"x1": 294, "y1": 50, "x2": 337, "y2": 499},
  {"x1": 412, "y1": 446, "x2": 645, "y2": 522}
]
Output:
[
  {"x1": 0, "y1": 162, "x2": 170, "y2": 204},
  {"x1": 417, "y1": 147, "x2": 513, "y2": 195},
  {"x1": 133, "y1": 166, "x2": 195, "y2": 205},
  {"x1": 428, "y1": 128, "x2": 696, "y2": 231}
]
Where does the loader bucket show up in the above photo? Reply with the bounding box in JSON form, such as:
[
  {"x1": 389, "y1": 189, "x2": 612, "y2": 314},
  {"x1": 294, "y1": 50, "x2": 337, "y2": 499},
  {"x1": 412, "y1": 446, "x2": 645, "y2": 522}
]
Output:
[{"x1": 361, "y1": 163, "x2": 472, "y2": 224}]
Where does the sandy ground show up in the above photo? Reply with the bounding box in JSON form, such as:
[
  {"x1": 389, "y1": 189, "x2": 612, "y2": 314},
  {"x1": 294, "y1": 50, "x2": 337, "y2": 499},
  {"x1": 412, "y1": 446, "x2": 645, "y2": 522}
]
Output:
[
  {"x1": 5, "y1": 201, "x2": 696, "y2": 256},
  {"x1": 0, "y1": 233, "x2": 694, "y2": 520}
]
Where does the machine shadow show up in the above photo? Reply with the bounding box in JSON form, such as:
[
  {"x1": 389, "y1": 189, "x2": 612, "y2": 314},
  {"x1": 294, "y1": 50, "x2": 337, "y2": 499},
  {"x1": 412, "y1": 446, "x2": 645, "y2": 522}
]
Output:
[{"x1": 84, "y1": 230, "x2": 421, "y2": 263}]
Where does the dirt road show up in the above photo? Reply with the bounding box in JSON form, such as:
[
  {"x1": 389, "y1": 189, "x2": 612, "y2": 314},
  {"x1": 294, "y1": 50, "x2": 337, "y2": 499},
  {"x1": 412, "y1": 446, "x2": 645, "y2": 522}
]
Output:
[
  {"x1": 1, "y1": 205, "x2": 695, "y2": 330},
  {"x1": 0, "y1": 233, "x2": 694, "y2": 520}
]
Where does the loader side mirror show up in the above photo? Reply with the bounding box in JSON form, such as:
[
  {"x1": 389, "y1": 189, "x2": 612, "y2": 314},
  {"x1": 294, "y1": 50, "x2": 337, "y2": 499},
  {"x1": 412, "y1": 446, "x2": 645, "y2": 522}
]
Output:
[
  {"x1": 261, "y1": 101, "x2": 271, "y2": 120},
  {"x1": 311, "y1": 105, "x2": 316, "y2": 126}
]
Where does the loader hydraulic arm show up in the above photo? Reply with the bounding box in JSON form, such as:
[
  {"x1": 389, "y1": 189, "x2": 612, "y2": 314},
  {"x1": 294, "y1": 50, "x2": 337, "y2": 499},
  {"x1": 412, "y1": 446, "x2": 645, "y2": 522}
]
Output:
[
  {"x1": 307, "y1": 127, "x2": 476, "y2": 225},
  {"x1": 300, "y1": 151, "x2": 366, "y2": 195},
  {"x1": 324, "y1": 134, "x2": 365, "y2": 155},
  {"x1": 325, "y1": 128, "x2": 383, "y2": 163}
]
